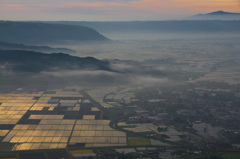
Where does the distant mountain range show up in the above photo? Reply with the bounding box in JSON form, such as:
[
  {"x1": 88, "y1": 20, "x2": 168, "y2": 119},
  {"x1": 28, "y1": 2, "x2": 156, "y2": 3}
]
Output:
[
  {"x1": 0, "y1": 21, "x2": 108, "y2": 44},
  {"x1": 191, "y1": 10, "x2": 240, "y2": 20},
  {"x1": 51, "y1": 20, "x2": 240, "y2": 33},
  {"x1": 0, "y1": 41, "x2": 76, "y2": 54},
  {"x1": 0, "y1": 50, "x2": 112, "y2": 73}
]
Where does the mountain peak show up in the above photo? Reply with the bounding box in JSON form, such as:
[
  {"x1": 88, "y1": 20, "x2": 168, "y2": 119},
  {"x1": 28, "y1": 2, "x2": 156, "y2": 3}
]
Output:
[
  {"x1": 190, "y1": 10, "x2": 240, "y2": 20},
  {"x1": 207, "y1": 10, "x2": 233, "y2": 15},
  {"x1": 214, "y1": 10, "x2": 225, "y2": 13}
]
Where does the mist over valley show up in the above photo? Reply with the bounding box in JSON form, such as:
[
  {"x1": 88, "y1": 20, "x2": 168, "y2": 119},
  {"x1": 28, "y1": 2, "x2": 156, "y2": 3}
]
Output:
[
  {"x1": 1, "y1": 6, "x2": 240, "y2": 158},
  {"x1": 0, "y1": 21, "x2": 240, "y2": 89}
]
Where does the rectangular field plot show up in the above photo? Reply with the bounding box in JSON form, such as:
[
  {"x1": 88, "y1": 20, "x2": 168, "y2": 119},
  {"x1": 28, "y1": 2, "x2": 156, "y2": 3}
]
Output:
[
  {"x1": 0, "y1": 91, "x2": 128, "y2": 151},
  {"x1": 85, "y1": 143, "x2": 127, "y2": 147},
  {"x1": 12, "y1": 142, "x2": 68, "y2": 150},
  {"x1": 0, "y1": 119, "x2": 19, "y2": 124},
  {"x1": 70, "y1": 120, "x2": 127, "y2": 147},
  {"x1": 0, "y1": 93, "x2": 35, "y2": 126},
  {"x1": 10, "y1": 135, "x2": 70, "y2": 144},
  {"x1": 0, "y1": 130, "x2": 9, "y2": 136},
  {"x1": 128, "y1": 138, "x2": 151, "y2": 146},
  {"x1": 76, "y1": 120, "x2": 110, "y2": 125},
  {"x1": 29, "y1": 115, "x2": 64, "y2": 120},
  {"x1": 91, "y1": 107, "x2": 100, "y2": 111},
  {"x1": 67, "y1": 106, "x2": 80, "y2": 111},
  {"x1": 83, "y1": 115, "x2": 95, "y2": 120},
  {"x1": 39, "y1": 119, "x2": 75, "y2": 125},
  {"x1": 0, "y1": 105, "x2": 31, "y2": 124}
]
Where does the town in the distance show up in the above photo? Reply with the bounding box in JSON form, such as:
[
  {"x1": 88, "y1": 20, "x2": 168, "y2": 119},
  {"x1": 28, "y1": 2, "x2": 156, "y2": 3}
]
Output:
[{"x1": 0, "y1": 80, "x2": 240, "y2": 158}]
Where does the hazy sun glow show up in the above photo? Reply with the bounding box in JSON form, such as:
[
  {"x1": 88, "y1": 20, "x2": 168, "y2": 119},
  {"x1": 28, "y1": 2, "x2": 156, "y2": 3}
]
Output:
[{"x1": 0, "y1": 0, "x2": 239, "y2": 20}]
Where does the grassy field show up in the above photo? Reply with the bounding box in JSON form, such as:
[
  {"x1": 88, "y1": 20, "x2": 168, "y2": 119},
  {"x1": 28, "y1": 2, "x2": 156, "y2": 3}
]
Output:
[
  {"x1": 221, "y1": 152, "x2": 240, "y2": 159},
  {"x1": 118, "y1": 125, "x2": 136, "y2": 128},
  {"x1": 107, "y1": 108, "x2": 125, "y2": 119},
  {"x1": 0, "y1": 136, "x2": 5, "y2": 141},
  {"x1": 128, "y1": 138, "x2": 151, "y2": 146},
  {"x1": 0, "y1": 151, "x2": 17, "y2": 159},
  {"x1": 70, "y1": 149, "x2": 94, "y2": 155},
  {"x1": 44, "y1": 91, "x2": 56, "y2": 94},
  {"x1": 180, "y1": 154, "x2": 200, "y2": 159}
]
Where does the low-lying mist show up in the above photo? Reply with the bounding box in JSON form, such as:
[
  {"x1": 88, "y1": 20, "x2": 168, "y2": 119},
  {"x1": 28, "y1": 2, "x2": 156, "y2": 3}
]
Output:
[
  {"x1": 51, "y1": 32, "x2": 240, "y2": 60},
  {"x1": 0, "y1": 60, "x2": 177, "y2": 89},
  {"x1": 1, "y1": 32, "x2": 240, "y2": 90},
  {"x1": 50, "y1": 32, "x2": 240, "y2": 85}
]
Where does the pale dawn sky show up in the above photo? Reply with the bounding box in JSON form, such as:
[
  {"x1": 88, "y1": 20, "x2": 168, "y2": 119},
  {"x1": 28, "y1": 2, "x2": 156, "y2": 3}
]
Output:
[{"x1": 0, "y1": 0, "x2": 240, "y2": 21}]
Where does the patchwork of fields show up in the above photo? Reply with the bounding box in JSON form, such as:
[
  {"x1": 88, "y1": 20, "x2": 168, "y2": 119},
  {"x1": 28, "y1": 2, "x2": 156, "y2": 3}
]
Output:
[{"x1": 0, "y1": 89, "x2": 127, "y2": 151}]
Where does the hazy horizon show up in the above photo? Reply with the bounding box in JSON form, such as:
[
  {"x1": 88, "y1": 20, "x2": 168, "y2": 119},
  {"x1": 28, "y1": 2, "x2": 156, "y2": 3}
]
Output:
[{"x1": 1, "y1": 0, "x2": 240, "y2": 21}]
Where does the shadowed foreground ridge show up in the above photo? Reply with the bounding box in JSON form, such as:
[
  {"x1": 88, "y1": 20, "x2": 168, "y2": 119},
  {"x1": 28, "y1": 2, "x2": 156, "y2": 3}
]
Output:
[{"x1": 0, "y1": 21, "x2": 108, "y2": 44}]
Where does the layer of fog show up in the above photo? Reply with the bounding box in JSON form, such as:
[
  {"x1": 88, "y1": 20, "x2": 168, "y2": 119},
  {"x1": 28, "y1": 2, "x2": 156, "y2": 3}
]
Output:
[
  {"x1": 51, "y1": 32, "x2": 240, "y2": 85},
  {"x1": 0, "y1": 65, "x2": 174, "y2": 90},
  {"x1": 51, "y1": 32, "x2": 240, "y2": 61},
  {"x1": 1, "y1": 32, "x2": 240, "y2": 89}
]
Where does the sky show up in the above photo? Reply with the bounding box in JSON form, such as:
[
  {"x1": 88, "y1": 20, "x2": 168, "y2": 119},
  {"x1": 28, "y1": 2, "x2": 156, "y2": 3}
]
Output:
[{"x1": 0, "y1": 0, "x2": 240, "y2": 21}]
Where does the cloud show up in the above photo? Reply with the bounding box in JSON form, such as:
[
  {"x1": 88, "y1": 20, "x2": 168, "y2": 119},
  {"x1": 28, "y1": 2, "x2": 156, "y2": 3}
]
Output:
[
  {"x1": 41, "y1": 70, "x2": 117, "y2": 77},
  {"x1": 0, "y1": 59, "x2": 173, "y2": 88},
  {"x1": 0, "y1": 63, "x2": 13, "y2": 76},
  {"x1": 110, "y1": 63, "x2": 134, "y2": 71},
  {"x1": 66, "y1": 2, "x2": 130, "y2": 7}
]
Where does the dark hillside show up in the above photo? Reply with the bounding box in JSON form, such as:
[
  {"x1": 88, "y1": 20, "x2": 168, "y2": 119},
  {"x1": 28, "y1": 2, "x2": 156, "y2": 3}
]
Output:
[
  {"x1": 0, "y1": 41, "x2": 76, "y2": 53},
  {"x1": 0, "y1": 50, "x2": 111, "y2": 73},
  {"x1": 0, "y1": 21, "x2": 108, "y2": 44}
]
